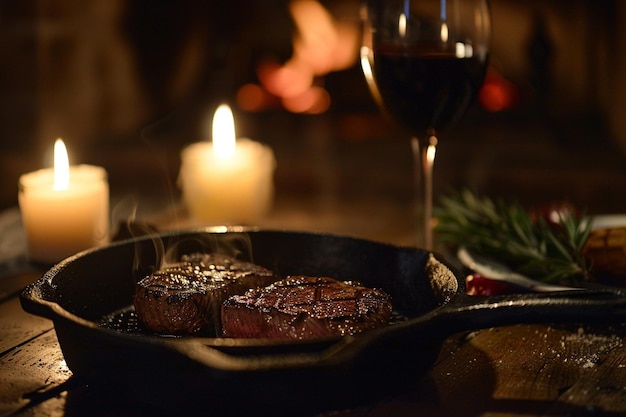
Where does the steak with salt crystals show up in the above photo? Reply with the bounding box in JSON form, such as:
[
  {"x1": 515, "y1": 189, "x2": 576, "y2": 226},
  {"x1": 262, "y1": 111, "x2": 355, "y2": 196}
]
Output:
[
  {"x1": 133, "y1": 253, "x2": 277, "y2": 336},
  {"x1": 221, "y1": 276, "x2": 393, "y2": 339}
]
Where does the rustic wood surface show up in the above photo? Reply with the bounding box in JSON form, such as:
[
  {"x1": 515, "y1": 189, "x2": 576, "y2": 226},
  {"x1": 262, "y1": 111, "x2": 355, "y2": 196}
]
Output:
[{"x1": 1, "y1": 196, "x2": 626, "y2": 417}]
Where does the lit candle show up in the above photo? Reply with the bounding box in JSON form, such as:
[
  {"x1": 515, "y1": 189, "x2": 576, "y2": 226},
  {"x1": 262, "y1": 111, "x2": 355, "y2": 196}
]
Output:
[
  {"x1": 18, "y1": 139, "x2": 110, "y2": 264},
  {"x1": 178, "y1": 104, "x2": 276, "y2": 224}
]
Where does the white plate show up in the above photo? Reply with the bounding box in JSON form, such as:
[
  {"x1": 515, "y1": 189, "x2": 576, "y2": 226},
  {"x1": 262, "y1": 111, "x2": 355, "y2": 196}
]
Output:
[
  {"x1": 457, "y1": 247, "x2": 579, "y2": 292},
  {"x1": 458, "y1": 214, "x2": 626, "y2": 293},
  {"x1": 590, "y1": 214, "x2": 626, "y2": 230}
]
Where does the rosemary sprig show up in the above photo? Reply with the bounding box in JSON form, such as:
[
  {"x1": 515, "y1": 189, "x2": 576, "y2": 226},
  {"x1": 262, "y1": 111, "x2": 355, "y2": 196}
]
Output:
[{"x1": 434, "y1": 189, "x2": 592, "y2": 285}]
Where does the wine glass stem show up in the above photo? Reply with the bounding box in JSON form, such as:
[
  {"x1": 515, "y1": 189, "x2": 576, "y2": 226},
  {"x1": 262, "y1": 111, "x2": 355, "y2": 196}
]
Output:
[{"x1": 411, "y1": 135, "x2": 438, "y2": 250}]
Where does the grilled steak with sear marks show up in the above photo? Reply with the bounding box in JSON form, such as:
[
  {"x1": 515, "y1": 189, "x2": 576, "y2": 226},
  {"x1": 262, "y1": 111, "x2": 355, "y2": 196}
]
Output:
[
  {"x1": 133, "y1": 253, "x2": 277, "y2": 336},
  {"x1": 221, "y1": 276, "x2": 393, "y2": 339}
]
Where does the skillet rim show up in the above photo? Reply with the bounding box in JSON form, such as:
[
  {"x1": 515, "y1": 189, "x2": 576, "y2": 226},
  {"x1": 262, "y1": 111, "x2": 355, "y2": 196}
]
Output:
[{"x1": 20, "y1": 227, "x2": 463, "y2": 351}]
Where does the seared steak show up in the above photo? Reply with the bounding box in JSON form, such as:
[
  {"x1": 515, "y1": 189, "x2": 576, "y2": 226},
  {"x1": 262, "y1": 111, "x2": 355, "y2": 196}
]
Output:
[
  {"x1": 221, "y1": 276, "x2": 393, "y2": 339},
  {"x1": 133, "y1": 253, "x2": 277, "y2": 336}
]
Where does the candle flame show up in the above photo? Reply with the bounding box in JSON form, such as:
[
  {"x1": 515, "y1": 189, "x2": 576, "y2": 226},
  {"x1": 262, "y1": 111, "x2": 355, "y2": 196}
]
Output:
[
  {"x1": 53, "y1": 138, "x2": 70, "y2": 190},
  {"x1": 398, "y1": 13, "x2": 407, "y2": 38},
  {"x1": 440, "y1": 22, "x2": 449, "y2": 43},
  {"x1": 212, "y1": 104, "x2": 236, "y2": 159}
]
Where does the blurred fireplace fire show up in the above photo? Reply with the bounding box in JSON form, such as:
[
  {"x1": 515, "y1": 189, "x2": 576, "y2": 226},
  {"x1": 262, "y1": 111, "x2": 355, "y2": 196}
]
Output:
[
  {"x1": 1, "y1": 1, "x2": 624, "y2": 134},
  {"x1": 0, "y1": 0, "x2": 625, "y2": 211}
]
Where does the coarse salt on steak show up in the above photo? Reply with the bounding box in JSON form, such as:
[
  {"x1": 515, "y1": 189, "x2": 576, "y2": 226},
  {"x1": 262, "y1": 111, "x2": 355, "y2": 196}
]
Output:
[
  {"x1": 221, "y1": 276, "x2": 393, "y2": 339},
  {"x1": 133, "y1": 253, "x2": 277, "y2": 336}
]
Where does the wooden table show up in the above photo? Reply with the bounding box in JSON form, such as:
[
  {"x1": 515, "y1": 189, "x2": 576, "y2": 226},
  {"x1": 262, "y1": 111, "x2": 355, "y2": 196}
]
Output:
[{"x1": 1, "y1": 201, "x2": 626, "y2": 417}]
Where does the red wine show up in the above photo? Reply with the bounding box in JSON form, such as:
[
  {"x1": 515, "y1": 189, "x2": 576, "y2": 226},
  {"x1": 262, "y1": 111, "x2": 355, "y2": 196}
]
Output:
[{"x1": 371, "y1": 45, "x2": 487, "y2": 134}]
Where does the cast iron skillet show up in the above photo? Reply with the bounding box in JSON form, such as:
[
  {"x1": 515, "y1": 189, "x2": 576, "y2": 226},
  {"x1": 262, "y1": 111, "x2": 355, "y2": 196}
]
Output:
[{"x1": 20, "y1": 229, "x2": 626, "y2": 415}]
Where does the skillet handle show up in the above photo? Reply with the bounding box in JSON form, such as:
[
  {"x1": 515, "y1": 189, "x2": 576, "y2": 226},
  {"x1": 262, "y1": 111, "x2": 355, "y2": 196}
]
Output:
[
  {"x1": 162, "y1": 289, "x2": 626, "y2": 372},
  {"x1": 163, "y1": 288, "x2": 626, "y2": 372},
  {"x1": 431, "y1": 287, "x2": 626, "y2": 335},
  {"x1": 20, "y1": 278, "x2": 57, "y2": 320},
  {"x1": 162, "y1": 336, "x2": 359, "y2": 372}
]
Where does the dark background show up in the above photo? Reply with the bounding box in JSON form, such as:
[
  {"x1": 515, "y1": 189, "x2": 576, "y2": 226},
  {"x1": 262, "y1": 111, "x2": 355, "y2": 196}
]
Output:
[{"x1": 1, "y1": 0, "x2": 625, "y2": 217}]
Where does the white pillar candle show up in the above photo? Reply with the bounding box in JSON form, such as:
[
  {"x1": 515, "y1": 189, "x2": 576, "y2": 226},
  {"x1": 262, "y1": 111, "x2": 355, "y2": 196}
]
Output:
[
  {"x1": 18, "y1": 139, "x2": 110, "y2": 264},
  {"x1": 179, "y1": 104, "x2": 276, "y2": 225}
]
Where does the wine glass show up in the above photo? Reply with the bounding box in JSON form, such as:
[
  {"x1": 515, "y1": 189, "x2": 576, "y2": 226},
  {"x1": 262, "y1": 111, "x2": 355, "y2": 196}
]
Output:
[{"x1": 361, "y1": 0, "x2": 490, "y2": 250}]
